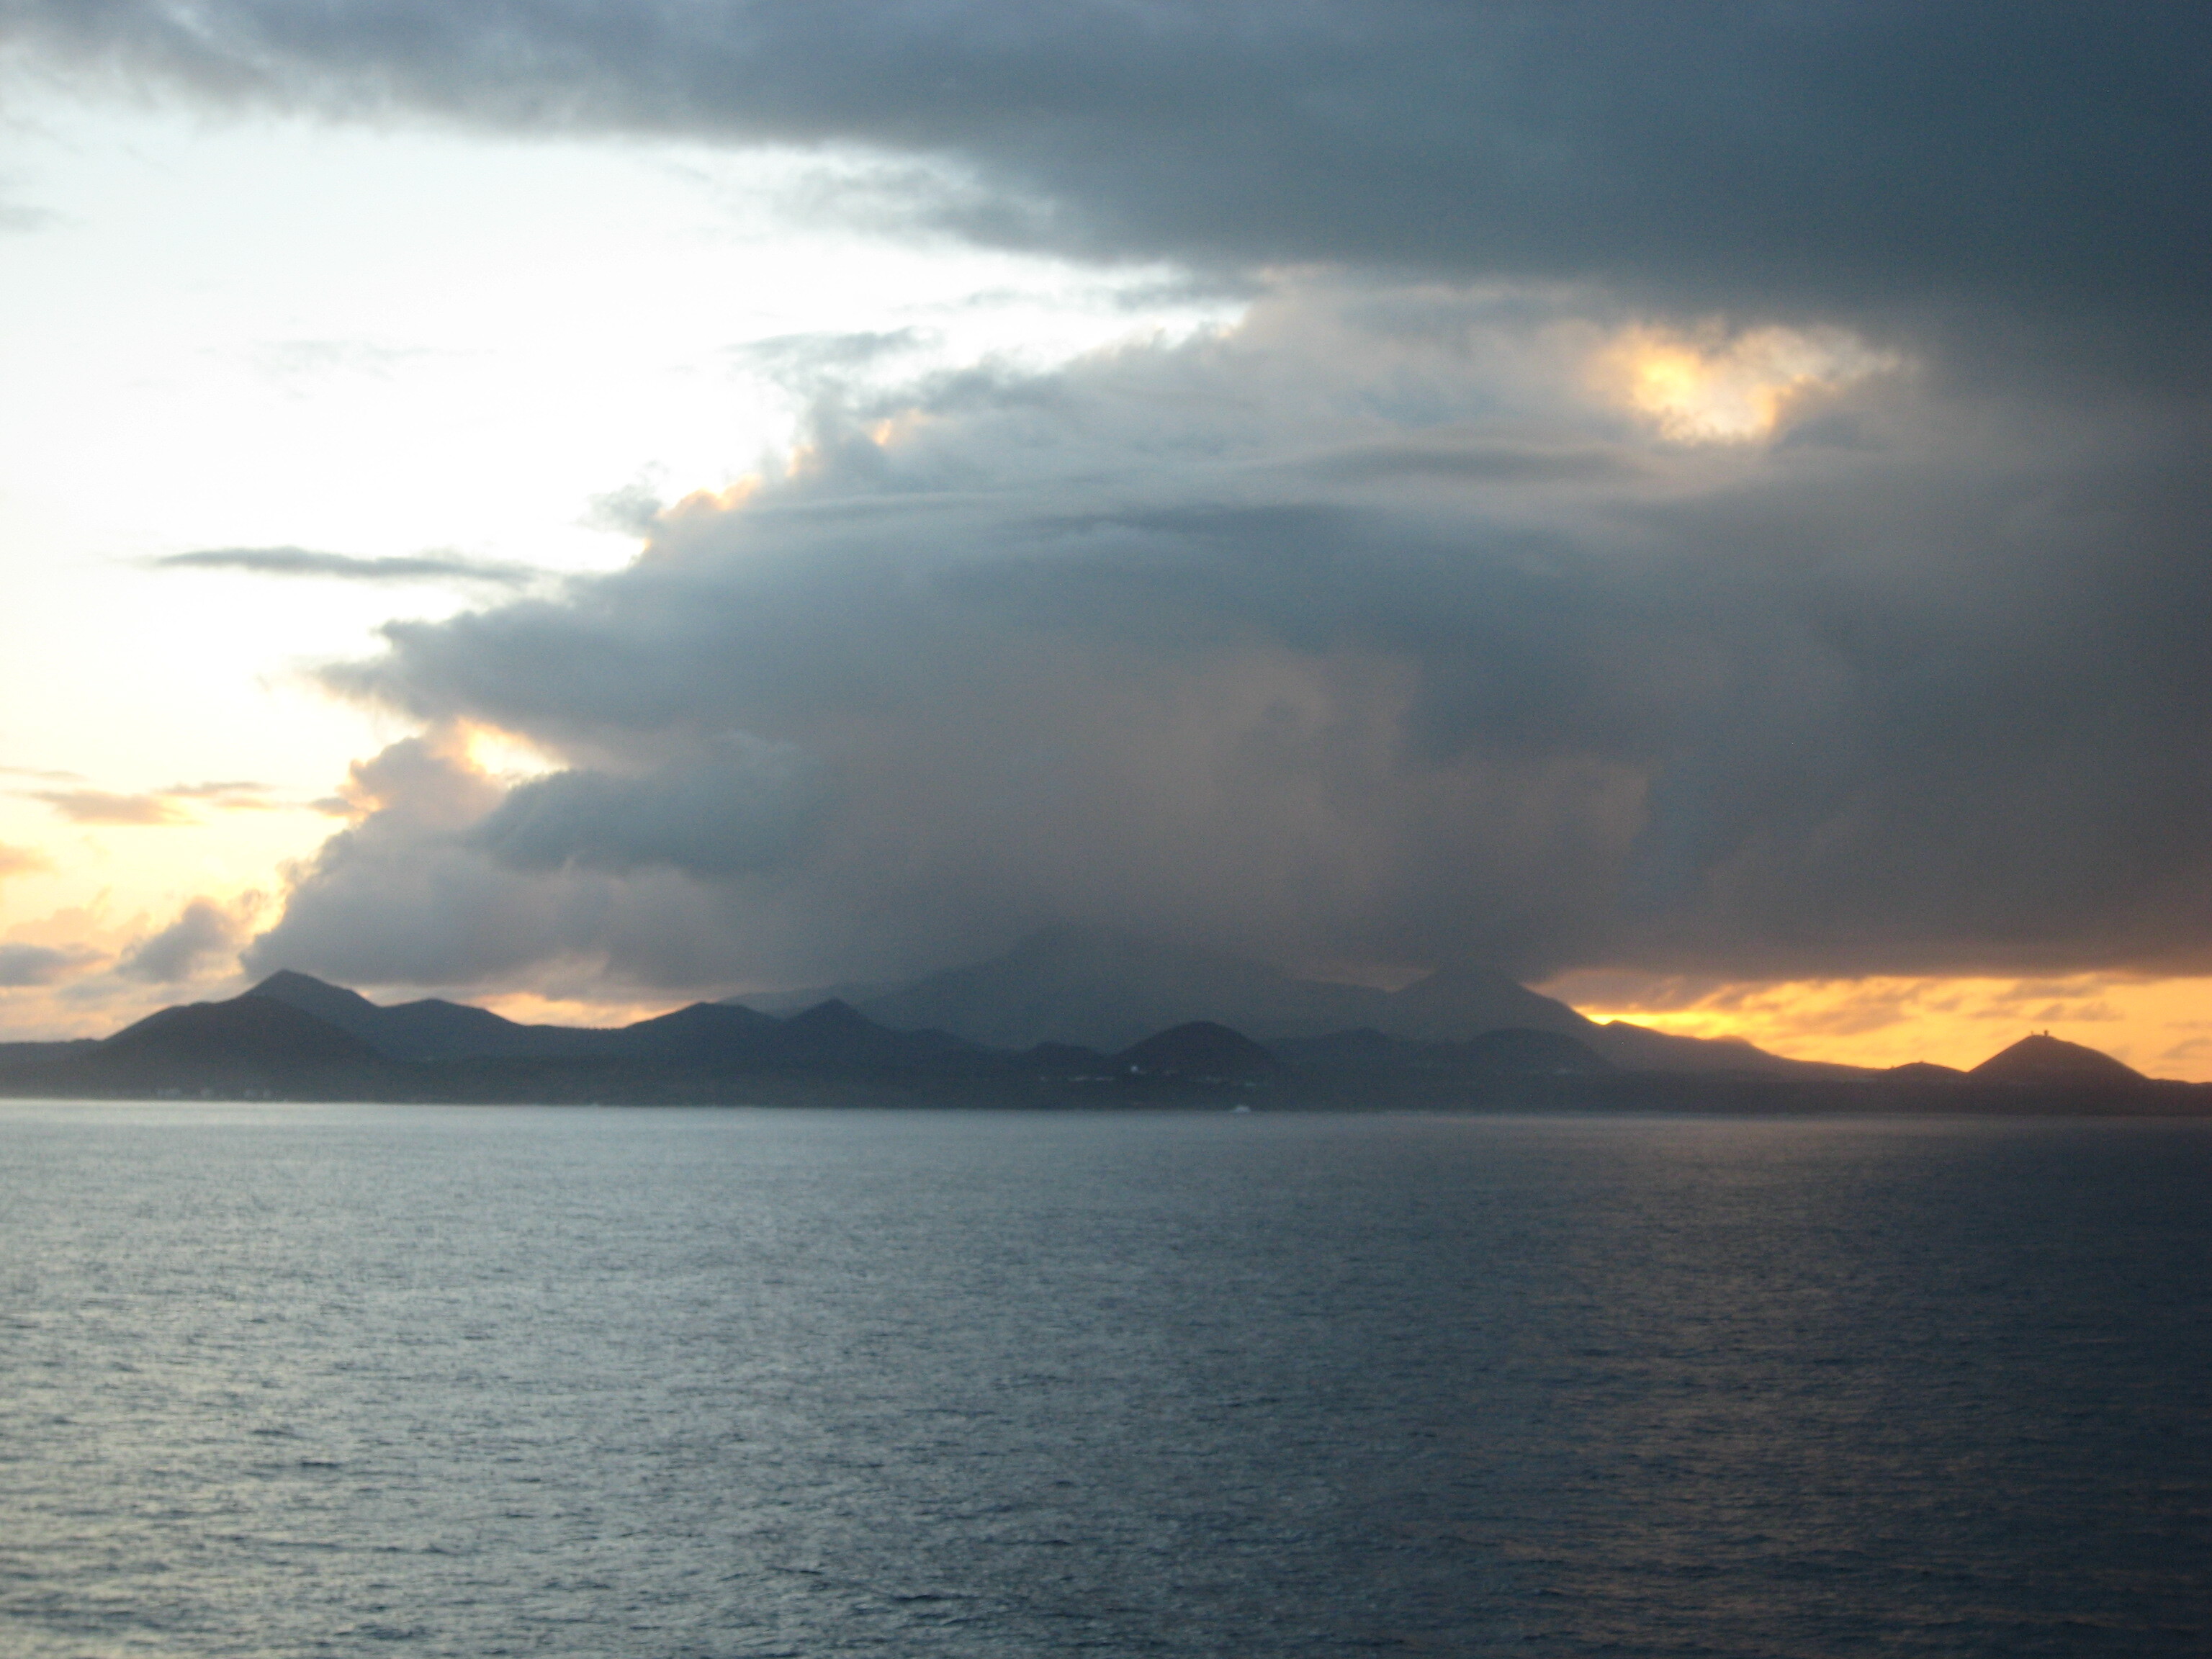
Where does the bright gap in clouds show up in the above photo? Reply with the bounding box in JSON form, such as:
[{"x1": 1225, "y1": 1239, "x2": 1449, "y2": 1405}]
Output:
[{"x1": 1596, "y1": 323, "x2": 1902, "y2": 441}]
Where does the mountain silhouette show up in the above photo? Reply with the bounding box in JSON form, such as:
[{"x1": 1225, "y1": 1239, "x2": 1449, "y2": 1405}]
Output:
[
  {"x1": 1116, "y1": 1020, "x2": 1280, "y2": 1080},
  {"x1": 852, "y1": 925, "x2": 1369, "y2": 1051},
  {"x1": 1889, "y1": 1060, "x2": 1967, "y2": 1082},
  {"x1": 1458, "y1": 1028, "x2": 1615, "y2": 1074},
  {"x1": 4, "y1": 978, "x2": 2205, "y2": 1112},
  {"x1": 771, "y1": 998, "x2": 968, "y2": 1066},
  {"x1": 249, "y1": 968, "x2": 606, "y2": 1061},
  {"x1": 1969, "y1": 1033, "x2": 2144, "y2": 1084},
  {"x1": 595, "y1": 1000, "x2": 783, "y2": 1061},
  {"x1": 71, "y1": 993, "x2": 400, "y2": 1094},
  {"x1": 844, "y1": 924, "x2": 1586, "y2": 1050},
  {"x1": 1269, "y1": 1025, "x2": 1611, "y2": 1076},
  {"x1": 248, "y1": 971, "x2": 973, "y2": 1071},
  {"x1": 1380, "y1": 966, "x2": 1596, "y2": 1042},
  {"x1": 250, "y1": 940, "x2": 1854, "y2": 1079},
  {"x1": 823, "y1": 925, "x2": 1845, "y2": 1074},
  {"x1": 105, "y1": 994, "x2": 382, "y2": 1067}
]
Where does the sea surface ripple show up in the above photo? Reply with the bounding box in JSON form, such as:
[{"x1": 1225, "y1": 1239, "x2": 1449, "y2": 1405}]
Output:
[{"x1": 1, "y1": 1105, "x2": 2206, "y2": 1656}]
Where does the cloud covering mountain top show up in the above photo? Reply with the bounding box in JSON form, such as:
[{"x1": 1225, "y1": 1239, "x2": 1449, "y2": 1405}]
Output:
[{"x1": 236, "y1": 275, "x2": 2212, "y2": 992}]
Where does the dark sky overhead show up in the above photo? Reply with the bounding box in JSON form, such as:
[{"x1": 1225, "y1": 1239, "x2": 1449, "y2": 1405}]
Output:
[
  {"x1": 6, "y1": 1, "x2": 2211, "y2": 1018},
  {"x1": 16, "y1": 2, "x2": 2208, "y2": 363}
]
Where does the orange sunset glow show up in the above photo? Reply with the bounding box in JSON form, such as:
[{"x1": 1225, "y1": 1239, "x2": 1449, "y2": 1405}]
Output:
[{"x1": 1540, "y1": 971, "x2": 2212, "y2": 1081}]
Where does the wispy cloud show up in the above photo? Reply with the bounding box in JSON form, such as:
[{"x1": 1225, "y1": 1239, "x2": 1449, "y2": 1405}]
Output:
[
  {"x1": 23, "y1": 780, "x2": 284, "y2": 825},
  {"x1": 0, "y1": 842, "x2": 55, "y2": 880},
  {"x1": 160, "y1": 780, "x2": 266, "y2": 795},
  {"x1": 159, "y1": 779, "x2": 277, "y2": 809},
  {"x1": 30, "y1": 790, "x2": 195, "y2": 827},
  {"x1": 153, "y1": 546, "x2": 538, "y2": 586}
]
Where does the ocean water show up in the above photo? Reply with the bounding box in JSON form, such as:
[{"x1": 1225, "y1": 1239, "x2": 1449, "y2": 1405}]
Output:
[{"x1": 0, "y1": 1105, "x2": 2206, "y2": 1658}]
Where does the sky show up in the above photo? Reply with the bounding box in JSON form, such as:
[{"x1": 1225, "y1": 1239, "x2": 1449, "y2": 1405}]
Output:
[{"x1": 2, "y1": 1, "x2": 2210, "y2": 1076}]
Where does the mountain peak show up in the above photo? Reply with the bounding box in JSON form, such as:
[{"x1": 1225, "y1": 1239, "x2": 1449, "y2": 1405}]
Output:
[
  {"x1": 783, "y1": 998, "x2": 878, "y2": 1034},
  {"x1": 1117, "y1": 1020, "x2": 1278, "y2": 1079},
  {"x1": 1969, "y1": 1033, "x2": 2144, "y2": 1084},
  {"x1": 251, "y1": 968, "x2": 378, "y2": 1008},
  {"x1": 253, "y1": 968, "x2": 336, "y2": 990},
  {"x1": 105, "y1": 994, "x2": 383, "y2": 1067}
]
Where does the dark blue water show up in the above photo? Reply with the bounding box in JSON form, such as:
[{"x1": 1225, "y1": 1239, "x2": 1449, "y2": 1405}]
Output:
[{"x1": 1, "y1": 1105, "x2": 2205, "y2": 1656}]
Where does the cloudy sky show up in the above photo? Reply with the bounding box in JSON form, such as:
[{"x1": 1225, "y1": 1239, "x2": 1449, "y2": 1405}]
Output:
[{"x1": 3, "y1": 1, "x2": 2210, "y2": 1074}]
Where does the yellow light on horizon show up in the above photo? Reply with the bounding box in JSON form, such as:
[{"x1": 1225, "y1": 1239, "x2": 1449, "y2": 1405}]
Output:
[{"x1": 1539, "y1": 970, "x2": 2212, "y2": 1082}]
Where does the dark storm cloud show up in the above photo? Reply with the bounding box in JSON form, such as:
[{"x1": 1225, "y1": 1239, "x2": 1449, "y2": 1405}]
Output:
[
  {"x1": 255, "y1": 285, "x2": 2212, "y2": 988},
  {"x1": 469, "y1": 742, "x2": 824, "y2": 878},
  {"x1": 240, "y1": 735, "x2": 566, "y2": 985},
  {"x1": 154, "y1": 546, "x2": 537, "y2": 585},
  {"x1": 6, "y1": 1, "x2": 2208, "y2": 381},
  {"x1": 240, "y1": 733, "x2": 794, "y2": 989}
]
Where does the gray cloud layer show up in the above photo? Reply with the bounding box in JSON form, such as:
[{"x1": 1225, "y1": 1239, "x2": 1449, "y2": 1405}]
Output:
[
  {"x1": 7, "y1": 1, "x2": 2208, "y2": 386},
  {"x1": 470, "y1": 741, "x2": 823, "y2": 878}
]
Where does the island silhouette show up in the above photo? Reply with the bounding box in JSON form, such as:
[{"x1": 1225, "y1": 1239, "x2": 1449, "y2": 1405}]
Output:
[{"x1": 1, "y1": 931, "x2": 2202, "y2": 1113}]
